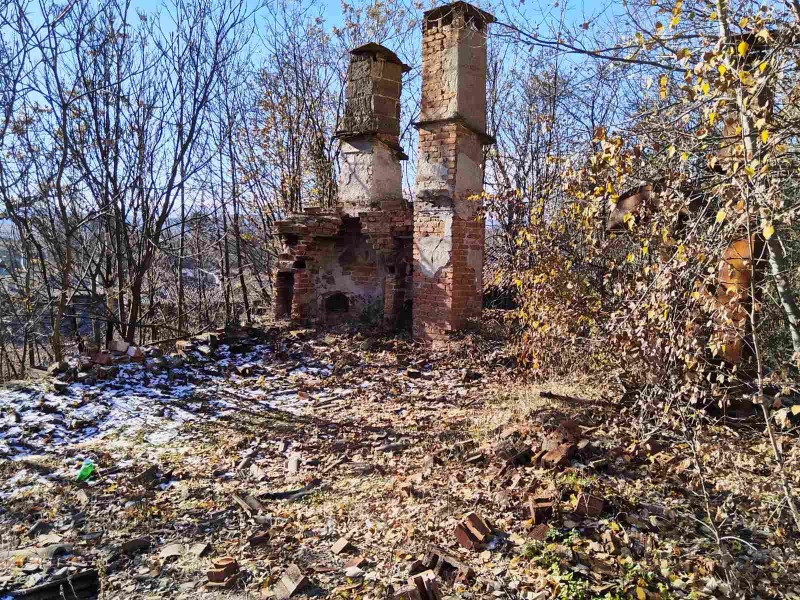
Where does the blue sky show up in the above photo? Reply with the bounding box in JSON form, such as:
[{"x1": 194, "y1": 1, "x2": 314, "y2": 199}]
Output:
[{"x1": 124, "y1": 0, "x2": 615, "y2": 38}]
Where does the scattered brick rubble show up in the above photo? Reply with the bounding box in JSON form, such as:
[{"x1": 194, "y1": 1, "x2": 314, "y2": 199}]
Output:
[
  {"x1": 274, "y1": 564, "x2": 308, "y2": 599},
  {"x1": 3, "y1": 319, "x2": 798, "y2": 598},
  {"x1": 206, "y1": 556, "x2": 239, "y2": 587},
  {"x1": 453, "y1": 512, "x2": 492, "y2": 550}
]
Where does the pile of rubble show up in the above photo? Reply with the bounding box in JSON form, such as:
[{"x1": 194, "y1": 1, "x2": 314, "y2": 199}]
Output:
[{"x1": 45, "y1": 326, "x2": 269, "y2": 387}]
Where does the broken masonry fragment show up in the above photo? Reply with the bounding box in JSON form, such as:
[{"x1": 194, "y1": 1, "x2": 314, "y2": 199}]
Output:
[
  {"x1": 422, "y1": 545, "x2": 474, "y2": 584},
  {"x1": 158, "y1": 543, "x2": 185, "y2": 560},
  {"x1": 47, "y1": 361, "x2": 69, "y2": 375},
  {"x1": 530, "y1": 523, "x2": 551, "y2": 542},
  {"x1": 207, "y1": 556, "x2": 240, "y2": 587},
  {"x1": 126, "y1": 346, "x2": 144, "y2": 362},
  {"x1": 409, "y1": 570, "x2": 443, "y2": 600},
  {"x1": 274, "y1": 564, "x2": 309, "y2": 599},
  {"x1": 464, "y1": 512, "x2": 491, "y2": 540},
  {"x1": 454, "y1": 512, "x2": 491, "y2": 550},
  {"x1": 92, "y1": 352, "x2": 112, "y2": 366},
  {"x1": 120, "y1": 536, "x2": 150, "y2": 555},
  {"x1": 108, "y1": 339, "x2": 130, "y2": 354},
  {"x1": 497, "y1": 441, "x2": 532, "y2": 466},
  {"x1": 454, "y1": 523, "x2": 476, "y2": 550},
  {"x1": 539, "y1": 443, "x2": 576, "y2": 469},
  {"x1": 190, "y1": 542, "x2": 210, "y2": 557},
  {"x1": 175, "y1": 339, "x2": 194, "y2": 356},
  {"x1": 528, "y1": 494, "x2": 555, "y2": 524},
  {"x1": 574, "y1": 494, "x2": 604, "y2": 517},
  {"x1": 287, "y1": 453, "x2": 302, "y2": 474},
  {"x1": 344, "y1": 556, "x2": 367, "y2": 569},
  {"x1": 331, "y1": 537, "x2": 353, "y2": 555},
  {"x1": 248, "y1": 530, "x2": 270, "y2": 546}
]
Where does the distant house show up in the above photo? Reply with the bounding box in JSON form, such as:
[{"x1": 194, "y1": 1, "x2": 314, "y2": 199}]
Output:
[
  {"x1": 174, "y1": 256, "x2": 220, "y2": 290},
  {"x1": 0, "y1": 243, "x2": 26, "y2": 280}
]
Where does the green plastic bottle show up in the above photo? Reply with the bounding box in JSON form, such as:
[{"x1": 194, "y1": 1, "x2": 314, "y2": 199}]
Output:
[{"x1": 75, "y1": 458, "x2": 95, "y2": 482}]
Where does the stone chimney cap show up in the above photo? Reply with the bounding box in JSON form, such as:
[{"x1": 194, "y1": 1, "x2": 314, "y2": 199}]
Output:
[
  {"x1": 350, "y1": 43, "x2": 411, "y2": 73},
  {"x1": 423, "y1": 2, "x2": 496, "y2": 26}
]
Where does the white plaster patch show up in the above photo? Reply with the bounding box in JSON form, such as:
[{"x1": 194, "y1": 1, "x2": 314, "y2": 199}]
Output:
[
  {"x1": 416, "y1": 158, "x2": 450, "y2": 192},
  {"x1": 416, "y1": 213, "x2": 453, "y2": 278},
  {"x1": 454, "y1": 197, "x2": 479, "y2": 220},
  {"x1": 337, "y1": 139, "x2": 401, "y2": 216},
  {"x1": 341, "y1": 139, "x2": 374, "y2": 154},
  {"x1": 454, "y1": 151, "x2": 482, "y2": 196},
  {"x1": 467, "y1": 246, "x2": 483, "y2": 287}
]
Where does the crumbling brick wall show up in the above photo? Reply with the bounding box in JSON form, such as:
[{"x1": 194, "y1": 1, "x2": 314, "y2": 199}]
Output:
[
  {"x1": 272, "y1": 3, "x2": 492, "y2": 339},
  {"x1": 273, "y1": 44, "x2": 412, "y2": 327}
]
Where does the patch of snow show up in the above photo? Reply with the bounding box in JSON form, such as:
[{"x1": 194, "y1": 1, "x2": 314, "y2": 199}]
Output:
[{"x1": 0, "y1": 341, "x2": 326, "y2": 487}]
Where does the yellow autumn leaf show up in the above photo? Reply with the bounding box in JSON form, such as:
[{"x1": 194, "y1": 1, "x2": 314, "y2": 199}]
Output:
[
  {"x1": 709, "y1": 111, "x2": 716, "y2": 125},
  {"x1": 715, "y1": 209, "x2": 726, "y2": 223},
  {"x1": 667, "y1": 145, "x2": 676, "y2": 157},
  {"x1": 670, "y1": 15, "x2": 680, "y2": 27},
  {"x1": 761, "y1": 130, "x2": 769, "y2": 143},
  {"x1": 681, "y1": 151, "x2": 688, "y2": 161},
  {"x1": 739, "y1": 17, "x2": 748, "y2": 27},
  {"x1": 738, "y1": 41, "x2": 749, "y2": 56},
  {"x1": 763, "y1": 223, "x2": 775, "y2": 239},
  {"x1": 718, "y1": 65, "x2": 727, "y2": 76},
  {"x1": 701, "y1": 81, "x2": 710, "y2": 94}
]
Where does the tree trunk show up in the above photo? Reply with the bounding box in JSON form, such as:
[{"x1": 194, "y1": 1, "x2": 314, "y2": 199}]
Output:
[{"x1": 766, "y1": 236, "x2": 800, "y2": 354}]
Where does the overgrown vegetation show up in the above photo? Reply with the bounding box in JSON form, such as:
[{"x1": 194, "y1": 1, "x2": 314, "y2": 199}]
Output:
[{"x1": 486, "y1": 0, "x2": 800, "y2": 536}]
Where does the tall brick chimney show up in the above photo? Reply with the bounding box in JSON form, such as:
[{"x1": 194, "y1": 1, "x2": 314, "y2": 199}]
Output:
[
  {"x1": 336, "y1": 43, "x2": 410, "y2": 218},
  {"x1": 412, "y1": 1, "x2": 495, "y2": 341}
]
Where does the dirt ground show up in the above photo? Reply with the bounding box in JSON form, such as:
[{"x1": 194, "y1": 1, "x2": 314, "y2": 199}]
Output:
[{"x1": 1, "y1": 324, "x2": 798, "y2": 599}]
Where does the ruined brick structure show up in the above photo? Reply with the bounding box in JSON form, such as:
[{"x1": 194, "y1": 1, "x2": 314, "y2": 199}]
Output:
[
  {"x1": 273, "y1": 3, "x2": 493, "y2": 340},
  {"x1": 412, "y1": 2, "x2": 494, "y2": 340}
]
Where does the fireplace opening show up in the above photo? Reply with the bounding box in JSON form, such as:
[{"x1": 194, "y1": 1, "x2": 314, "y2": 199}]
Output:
[
  {"x1": 325, "y1": 292, "x2": 350, "y2": 313},
  {"x1": 275, "y1": 272, "x2": 294, "y2": 319}
]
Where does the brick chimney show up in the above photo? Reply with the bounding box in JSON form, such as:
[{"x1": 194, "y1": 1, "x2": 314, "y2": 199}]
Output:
[
  {"x1": 336, "y1": 43, "x2": 410, "y2": 217},
  {"x1": 412, "y1": 1, "x2": 495, "y2": 341}
]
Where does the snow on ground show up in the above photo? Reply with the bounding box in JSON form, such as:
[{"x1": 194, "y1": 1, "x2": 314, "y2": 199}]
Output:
[{"x1": 0, "y1": 342, "x2": 334, "y2": 497}]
